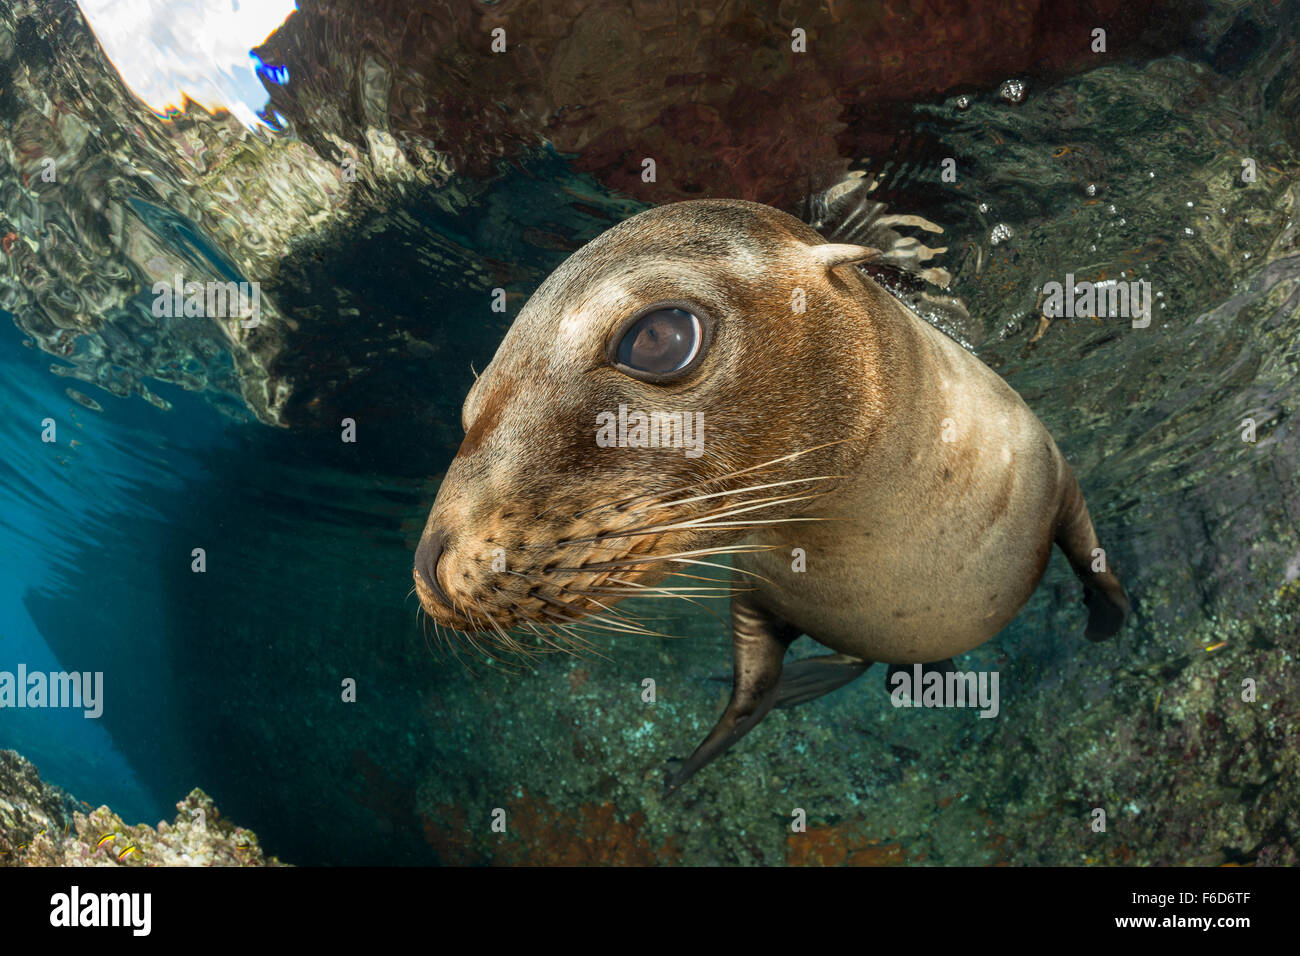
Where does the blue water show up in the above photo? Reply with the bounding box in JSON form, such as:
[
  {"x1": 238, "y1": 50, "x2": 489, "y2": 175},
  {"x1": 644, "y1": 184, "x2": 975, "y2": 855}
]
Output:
[{"x1": 0, "y1": 309, "x2": 241, "y2": 822}]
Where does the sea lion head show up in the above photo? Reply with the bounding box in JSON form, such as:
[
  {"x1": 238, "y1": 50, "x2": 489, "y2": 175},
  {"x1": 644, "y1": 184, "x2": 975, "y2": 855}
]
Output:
[{"x1": 413, "y1": 199, "x2": 882, "y2": 654}]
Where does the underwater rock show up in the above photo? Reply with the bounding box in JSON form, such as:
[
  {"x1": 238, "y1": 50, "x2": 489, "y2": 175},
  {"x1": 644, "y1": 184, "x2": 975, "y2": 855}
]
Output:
[
  {"x1": 255, "y1": 0, "x2": 1198, "y2": 208},
  {"x1": 0, "y1": 0, "x2": 464, "y2": 428},
  {"x1": 0, "y1": 1, "x2": 288, "y2": 423},
  {"x1": 1, "y1": 0, "x2": 1202, "y2": 430},
  {"x1": 0, "y1": 749, "x2": 286, "y2": 866}
]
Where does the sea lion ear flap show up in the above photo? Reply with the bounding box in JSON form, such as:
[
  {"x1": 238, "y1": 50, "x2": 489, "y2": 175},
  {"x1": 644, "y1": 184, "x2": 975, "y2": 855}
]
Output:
[{"x1": 806, "y1": 243, "x2": 881, "y2": 272}]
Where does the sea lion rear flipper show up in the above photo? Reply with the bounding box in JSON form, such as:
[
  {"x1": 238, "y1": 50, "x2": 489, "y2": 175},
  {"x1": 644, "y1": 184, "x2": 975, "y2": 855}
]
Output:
[
  {"x1": 664, "y1": 597, "x2": 799, "y2": 797},
  {"x1": 1054, "y1": 467, "x2": 1130, "y2": 641}
]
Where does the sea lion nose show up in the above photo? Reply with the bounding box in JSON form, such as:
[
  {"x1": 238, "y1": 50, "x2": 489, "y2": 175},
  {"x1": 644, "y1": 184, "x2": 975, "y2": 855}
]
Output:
[{"x1": 414, "y1": 529, "x2": 453, "y2": 609}]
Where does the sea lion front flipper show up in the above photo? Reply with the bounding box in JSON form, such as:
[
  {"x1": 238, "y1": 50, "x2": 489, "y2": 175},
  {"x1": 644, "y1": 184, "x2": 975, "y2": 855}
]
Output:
[
  {"x1": 663, "y1": 595, "x2": 798, "y2": 797},
  {"x1": 773, "y1": 654, "x2": 872, "y2": 709}
]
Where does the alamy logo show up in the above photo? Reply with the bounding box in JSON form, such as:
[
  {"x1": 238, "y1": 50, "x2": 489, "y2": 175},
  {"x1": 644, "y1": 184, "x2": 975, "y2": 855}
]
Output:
[
  {"x1": 50, "y1": 886, "x2": 151, "y2": 936},
  {"x1": 151, "y1": 274, "x2": 261, "y2": 328},
  {"x1": 595, "y1": 404, "x2": 705, "y2": 458},
  {"x1": 1041, "y1": 274, "x2": 1151, "y2": 328},
  {"x1": 0, "y1": 665, "x2": 103, "y2": 718},
  {"x1": 889, "y1": 664, "x2": 1000, "y2": 718}
]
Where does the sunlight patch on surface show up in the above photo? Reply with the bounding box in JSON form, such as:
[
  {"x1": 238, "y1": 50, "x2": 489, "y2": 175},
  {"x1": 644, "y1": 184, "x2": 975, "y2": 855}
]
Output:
[{"x1": 77, "y1": 0, "x2": 297, "y2": 128}]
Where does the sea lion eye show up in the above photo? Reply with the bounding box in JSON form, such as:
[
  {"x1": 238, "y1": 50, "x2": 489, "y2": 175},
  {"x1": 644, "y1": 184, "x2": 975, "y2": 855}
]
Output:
[{"x1": 611, "y1": 307, "x2": 707, "y2": 381}]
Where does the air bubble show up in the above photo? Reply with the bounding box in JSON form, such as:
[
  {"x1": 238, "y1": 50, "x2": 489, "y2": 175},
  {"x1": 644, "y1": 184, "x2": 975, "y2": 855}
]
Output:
[{"x1": 998, "y1": 79, "x2": 1026, "y2": 104}]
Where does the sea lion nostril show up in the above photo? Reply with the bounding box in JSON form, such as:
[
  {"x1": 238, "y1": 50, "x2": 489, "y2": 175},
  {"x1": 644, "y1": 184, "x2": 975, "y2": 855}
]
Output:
[{"x1": 414, "y1": 530, "x2": 453, "y2": 609}]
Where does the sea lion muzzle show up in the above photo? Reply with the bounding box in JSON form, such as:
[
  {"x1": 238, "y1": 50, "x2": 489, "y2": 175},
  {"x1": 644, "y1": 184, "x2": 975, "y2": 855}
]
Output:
[{"x1": 413, "y1": 529, "x2": 452, "y2": 611}]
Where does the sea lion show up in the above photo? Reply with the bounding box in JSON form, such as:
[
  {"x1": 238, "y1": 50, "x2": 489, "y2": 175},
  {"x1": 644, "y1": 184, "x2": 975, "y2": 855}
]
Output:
[{"x1": 412, "y1": 198, "x2": 1129, "y2": 793}]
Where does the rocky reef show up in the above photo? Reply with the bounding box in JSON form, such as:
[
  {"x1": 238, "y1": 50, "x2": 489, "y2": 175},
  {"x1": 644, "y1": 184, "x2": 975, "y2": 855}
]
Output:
[
  {"x1": 0, "y1": 750, "x2": 284, "y2": 866},
  {"x1": 411, "y1": 585, "x2": 1299, "y2": 866}
]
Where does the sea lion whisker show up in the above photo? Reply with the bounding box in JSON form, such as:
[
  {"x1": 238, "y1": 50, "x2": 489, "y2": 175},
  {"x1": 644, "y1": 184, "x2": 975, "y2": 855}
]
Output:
[
  {"x1": 553, "y1": 606, "x2": 664, "y2": 637},
  {"x1": 433, "y1": 620, "x2": 478, "y2": 674},
  {"x1": 662, "y1": 560, "x2": 776, "y2": 586},
  {"x1": 503, "y1": 570, "x2": 652, "y2": 626},
  {"x1": 513, "y1": 574, "x2": 684, "y2": 624},
  {"x1": 506, "y1": 567, "x2": 655, "y2": 629},
  {"x1": 647, "y1": 569, "x2": 734, "y2": 584},
  {"x1": 539, "y1": 607, "x2": 675, "y2": 639},
  {"x1": 482, "y1": 588, "x2": 579, "y2": 658},
  {"x1": 546, "y1": 624, "x2": 611, "y2": 660},
  {"x1": 546, "y1": 544, "x2": 779, "y2": 574},
  {"x1": 571, "y1": 440, "x2": 852, "y2": 519},
  {"x1": 639, "y1": 567, "x2": 743, "y2": 582},
  {"x1": 580, "y1": 580, "x2": 745, "y2": 595},
  {"x1": 454, "y1": 601, "x2": 530, "y2": 665},
  {"x1": 611, "y1": 490, "x2": 832, "y2": 532},
  {"x1": 421, "y1": 609, "x2": 455, "y2": 665},
  {"x1": 507, "y1": 574, "x2": 663, "y2": 635},
  {"x1": 418, "y1": 612, "x2": 441, "y2": 662},
  {"x1": 586, "y1": 557, "x2": 773, "y2": 586},
  {"x1": 537, "y1": 619, "x2": 612, "y2": 661},
  {"x1": 673, "y1": 515, "x2": 834, "y2": 529},
  {"x1": 519, "y1": 620, "x2": 592, "y2": 658},
  {"x1": 555, "y1": 512, "x2": 807, "y2": 550},
  {"x1": 552, "y1": 588, "x2": 666, "y2": 631},
  {"x1": 456, "y1": 607, "x2": 514, "y2": 666},
  {"x1": 513, "y1": 537, "x2": 650, "y2": 554},
  {"x1": 596, "y1": 577, "x2": 732, "y2": 627},
  {"x1": 474, "y1": 598, "x2": 535, "y2": 659},
  {"x1": 651, "y1": 491, "x2": 830, "y2": 525},
  {"x1": 564, "y1": 585, "x2": 741, "y2": 601},
  {"x1": 600, "y1": 575, "x2": 750, "y2": 600},
  {"x1": 567, "y1": 585, "x2": 748, "y2": 619},
  {"x1": 561, "y1": 494, "x2": 827, "y2": 548},
  {"x1": 628, "y1": 475, "x2": 845, "y2": 513},
  {"x1": 514, "y1": 574, "x2": 659, "y2": 632},
  {"x1": 580, "y1": 516, "x2": 831, "y2": 544},
  {"x1": 548, "y1": 579, "x2": 656, "y2": 621}
]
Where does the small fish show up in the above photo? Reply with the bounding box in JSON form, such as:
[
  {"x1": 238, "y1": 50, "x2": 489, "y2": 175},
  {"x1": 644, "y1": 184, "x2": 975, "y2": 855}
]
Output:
[
  {"x1": 117, "y1": 845, "x2": 138, "y2": 862},
  {"x1": 1205, "y1": 641, "x2": 1227, "y2": 653},
  {"x1": 95, "y1": 833, "x2": 118, "y2": 849},
  {"x1": 1153, "y1": 690, "x2": 1162, "y2": 714}
]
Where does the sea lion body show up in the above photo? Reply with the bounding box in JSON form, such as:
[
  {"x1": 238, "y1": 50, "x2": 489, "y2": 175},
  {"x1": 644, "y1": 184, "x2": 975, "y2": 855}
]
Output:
[
  {"x1": 413, "y1": 198, "x2": 1129, "y2": 792},
  {"x1": 738, "y1": 277, "x2": 1071, "y2": 664}
]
